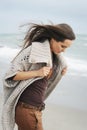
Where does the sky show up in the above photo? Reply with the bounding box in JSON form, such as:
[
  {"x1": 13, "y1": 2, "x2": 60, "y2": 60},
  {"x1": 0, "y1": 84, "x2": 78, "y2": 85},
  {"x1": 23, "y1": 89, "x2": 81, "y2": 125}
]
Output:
[{"x1": 0, "y1": 0, "x2": 87, "y2": 34}]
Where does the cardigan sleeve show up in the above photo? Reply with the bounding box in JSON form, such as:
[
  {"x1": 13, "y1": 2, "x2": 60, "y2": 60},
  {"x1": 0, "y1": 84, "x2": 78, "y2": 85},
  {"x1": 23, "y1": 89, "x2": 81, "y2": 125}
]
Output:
[
  {"x1": 3, "y1": 47, "x2": 31, "y2": 88},
  {"x1": 3, "y1": 56, "x2": 25, "y2": 88}
]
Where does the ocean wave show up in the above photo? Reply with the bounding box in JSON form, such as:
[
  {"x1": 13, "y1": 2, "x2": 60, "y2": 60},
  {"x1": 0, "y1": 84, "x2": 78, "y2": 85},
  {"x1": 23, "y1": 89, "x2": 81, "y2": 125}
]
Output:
[
  {"x1": 0, "y1": 46, "x2": 87, "y2": 76},
  {"x1": 65, "y1": 56, "x2": 87, "y2": 77},
  {"x1": 0, "y1": 46, "x2": 20, "y2": 62},
  {"x1": 83, "y1": 43, "x2": 87, "y2": 47}
]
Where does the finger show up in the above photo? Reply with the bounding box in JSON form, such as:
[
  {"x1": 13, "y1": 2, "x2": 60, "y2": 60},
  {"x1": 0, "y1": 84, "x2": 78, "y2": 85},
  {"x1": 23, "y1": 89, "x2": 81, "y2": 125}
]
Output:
[
  {"x1": 45, "y1": 67, "x2": 51, "y2": 70},
  {"x1": 61, "y1": 71, "x2": 66, "y2": 75}
]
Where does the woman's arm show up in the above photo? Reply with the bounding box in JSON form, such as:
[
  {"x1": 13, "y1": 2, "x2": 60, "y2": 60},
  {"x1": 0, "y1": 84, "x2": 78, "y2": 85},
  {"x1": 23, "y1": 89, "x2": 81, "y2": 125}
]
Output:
[{"x1": 13, "y1": 66, "x2": 51, "y2": 81}]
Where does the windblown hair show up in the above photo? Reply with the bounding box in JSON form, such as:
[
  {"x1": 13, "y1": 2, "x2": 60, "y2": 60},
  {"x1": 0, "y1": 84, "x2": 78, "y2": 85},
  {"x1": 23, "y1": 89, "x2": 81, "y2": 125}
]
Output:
[{"x1": 23, "y1": 23, "x2": 76, "y2": 48}]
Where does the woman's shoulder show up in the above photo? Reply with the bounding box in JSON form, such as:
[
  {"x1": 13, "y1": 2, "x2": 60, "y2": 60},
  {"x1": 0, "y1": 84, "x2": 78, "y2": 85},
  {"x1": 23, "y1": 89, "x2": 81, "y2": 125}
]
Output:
[{"x1": 12, "y1": 46, "x2": 31, "y2": 63}]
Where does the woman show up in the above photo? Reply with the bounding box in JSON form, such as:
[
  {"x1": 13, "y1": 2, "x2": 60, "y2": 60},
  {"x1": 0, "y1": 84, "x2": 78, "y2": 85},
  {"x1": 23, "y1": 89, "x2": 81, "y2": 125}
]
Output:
[{"x1": 2, "y1": 23, "x2": 75, "y2": 130}]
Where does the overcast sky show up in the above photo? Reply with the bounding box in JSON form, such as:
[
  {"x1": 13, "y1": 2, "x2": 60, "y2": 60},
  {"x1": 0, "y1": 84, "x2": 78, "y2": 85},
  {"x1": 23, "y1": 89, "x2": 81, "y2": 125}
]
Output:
[{"x1": 0, "y1": 0, "x2": 87, "y2": 34}]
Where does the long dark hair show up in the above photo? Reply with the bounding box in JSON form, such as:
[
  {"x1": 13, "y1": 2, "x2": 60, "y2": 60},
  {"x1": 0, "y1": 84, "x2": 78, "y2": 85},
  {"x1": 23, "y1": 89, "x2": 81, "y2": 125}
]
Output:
[{"x1": 23, "y1": 23, "x2": 76, "y2": 48}]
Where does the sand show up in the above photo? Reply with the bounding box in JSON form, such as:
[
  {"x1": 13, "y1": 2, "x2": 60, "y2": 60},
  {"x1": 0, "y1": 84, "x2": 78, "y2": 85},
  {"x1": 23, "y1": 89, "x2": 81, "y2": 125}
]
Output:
[
  {"x1": 43, "y1": 104, "x2": 87, "y2": 130},
  {"x1": 0, "y1": 74, "x2": 87, "y2": 130},
  {"x1": 0, "y1": 72, "x2": 87, "y2": 130},
  {"x1": 0, "y1": 99, "x2": 87, "y2": 130}
]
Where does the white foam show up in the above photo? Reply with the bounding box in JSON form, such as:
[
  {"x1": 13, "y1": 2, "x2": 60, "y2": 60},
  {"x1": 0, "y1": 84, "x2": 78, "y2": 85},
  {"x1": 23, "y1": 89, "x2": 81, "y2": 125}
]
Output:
[
  {"x1": 64, "y1": 56, "x2": 87, "y2": 77},
  {"x1": 0, "y1": 46, "x2": 20, "y2": 62},
  {"x1": 83, "y1": 43, "x2": 87, "y2": 47}
]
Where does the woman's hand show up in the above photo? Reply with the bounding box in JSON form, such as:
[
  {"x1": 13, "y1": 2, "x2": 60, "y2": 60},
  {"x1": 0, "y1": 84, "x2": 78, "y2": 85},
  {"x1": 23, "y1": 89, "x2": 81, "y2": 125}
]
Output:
[
  {"x1": 37, "y1": 66, "x2": 51, "y2": 77},
  {"x1": 61, "y1": 67, "x2": 67, "y2": 75}
]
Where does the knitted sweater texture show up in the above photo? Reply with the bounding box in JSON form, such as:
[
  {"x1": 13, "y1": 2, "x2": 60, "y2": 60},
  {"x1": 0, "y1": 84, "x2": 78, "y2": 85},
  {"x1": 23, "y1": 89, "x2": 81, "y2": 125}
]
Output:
[{"x1": 1, "y1": 40, "x2": 67, "y2": 130}]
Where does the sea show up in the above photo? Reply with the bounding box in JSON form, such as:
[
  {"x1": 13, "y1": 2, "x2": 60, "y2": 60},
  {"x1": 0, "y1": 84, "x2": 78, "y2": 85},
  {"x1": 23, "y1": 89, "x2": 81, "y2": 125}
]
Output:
[{"x1": 0, "y1": 33, "x2": 87, "y2": 110}]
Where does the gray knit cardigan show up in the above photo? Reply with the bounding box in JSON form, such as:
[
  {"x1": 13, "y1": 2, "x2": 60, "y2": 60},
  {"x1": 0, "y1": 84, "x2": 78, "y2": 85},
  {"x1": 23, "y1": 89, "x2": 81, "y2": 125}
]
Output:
[{"x1": 1, "y1": 40, "x2": 67, "y2": 130}]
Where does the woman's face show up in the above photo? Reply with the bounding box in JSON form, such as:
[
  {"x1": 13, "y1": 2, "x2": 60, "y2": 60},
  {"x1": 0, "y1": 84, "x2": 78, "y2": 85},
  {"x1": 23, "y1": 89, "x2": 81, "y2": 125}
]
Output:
[{"x1": 50, "y1": 38, "x2": 73, "y2": 54}]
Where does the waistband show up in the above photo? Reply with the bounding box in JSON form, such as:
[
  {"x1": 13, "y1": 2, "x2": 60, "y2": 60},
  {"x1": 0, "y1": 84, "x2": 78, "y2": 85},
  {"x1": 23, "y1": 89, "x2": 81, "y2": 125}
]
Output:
[{"x1": 17, "y1": 101, "x2": 45, "y2": 111}]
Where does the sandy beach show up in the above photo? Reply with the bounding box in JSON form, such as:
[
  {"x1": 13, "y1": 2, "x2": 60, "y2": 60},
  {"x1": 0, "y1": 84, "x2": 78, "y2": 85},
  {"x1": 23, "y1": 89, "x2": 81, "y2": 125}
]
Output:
[
  {"x1": 0, "y1": 74, "x2": 87, "y2": 130},
  {"x1": 43, "y1": 104, "x2": 87, "y2": 130},
  {"x1": 0, "y1": 98, "x2": 87, "y2": 130}
]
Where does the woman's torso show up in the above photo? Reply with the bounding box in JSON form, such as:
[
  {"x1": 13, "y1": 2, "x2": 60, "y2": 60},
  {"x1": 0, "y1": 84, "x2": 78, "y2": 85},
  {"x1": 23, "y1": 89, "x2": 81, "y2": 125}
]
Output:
[{"x1": 18, "y1": 77, "x2": 48, "y2": 107}]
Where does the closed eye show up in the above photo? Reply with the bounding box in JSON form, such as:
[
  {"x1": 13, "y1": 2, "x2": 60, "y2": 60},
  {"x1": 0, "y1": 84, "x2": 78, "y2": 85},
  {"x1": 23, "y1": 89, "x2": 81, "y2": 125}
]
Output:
[{"x1": 61, "y1": 45, "x2": 67, "y2": 48}]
